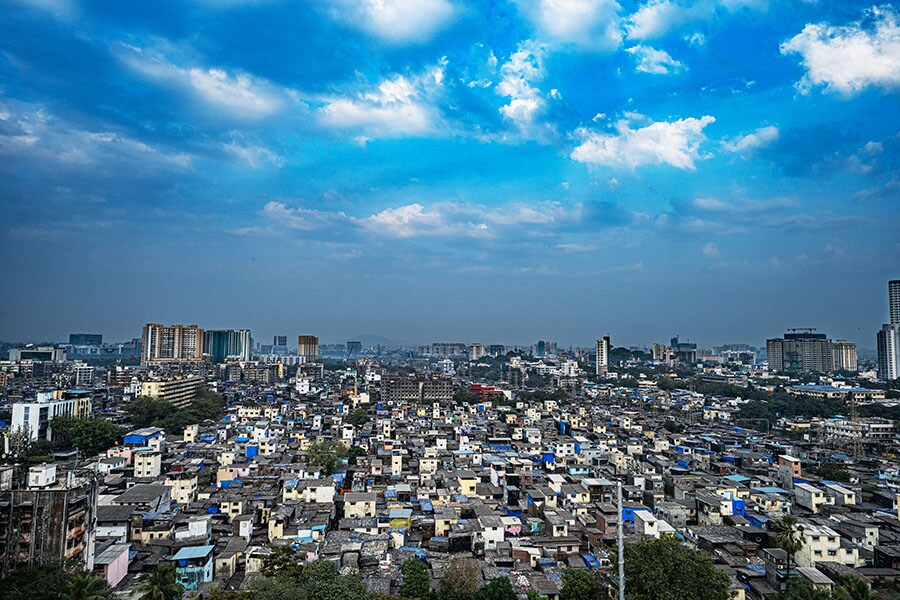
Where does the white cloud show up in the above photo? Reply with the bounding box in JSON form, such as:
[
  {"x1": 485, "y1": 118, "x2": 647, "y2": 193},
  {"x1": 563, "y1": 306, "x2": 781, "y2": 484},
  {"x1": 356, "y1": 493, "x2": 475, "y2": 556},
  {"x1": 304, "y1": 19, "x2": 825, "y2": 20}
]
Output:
[
  {"x1": 326, "y1": 0, "x2": 457, "y2": 44},
  {"x1": 117, "y1": 41, "x2": 291, "y2": 119},
  {"x1": 625, "y1": 0, "x2": 767, "y2": 41},
  {"x1": 318, "y1": 63, "x2": 445, "y2": 138},
  {"x1": 722, "y1": 125, "x2": 779, "y2": 154},
  {"x1": 261, "y1": 201, "x2": 350, "y2": 231},
  {"x1": 497, "y1": 41, "x2": 551, "y2": 132},
  {"x1": 517, "y1": 0, "x2": 622, "y2": 50},
  {"x1": 223, "y1": 138, "x2": 284, "y2": 169},
  {"x1": 780, "y1": 5, "x2": 900, "y2": 96},
  {"x1": 571, "y1": 114, "x2": 715, "y2": 169},
  {"x1": 0, "y1": 97, "x2": 191, "y2": 169},
  {"x1": 258, "y1": 198, "x2": 584, "y2": 239},
  {"x1": 625, "y1": 45, "x2": 684, "y2": 74},
  {"x1": 702, "y1": 241, "x2": 721, "y2": 258},
  {"x1": 363, "y1": 203, "x2": 489, "y2": 238},
  {"x1": 626, "y1": 0, "x2": 692, "y2": 40}
]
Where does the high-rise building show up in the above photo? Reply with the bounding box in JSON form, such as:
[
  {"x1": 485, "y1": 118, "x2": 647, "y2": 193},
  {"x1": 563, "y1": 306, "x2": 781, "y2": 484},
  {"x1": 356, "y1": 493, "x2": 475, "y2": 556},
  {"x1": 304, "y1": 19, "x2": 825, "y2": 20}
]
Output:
[
  {"x1": 890, "y1": 279, "x2": 900, "y2": 325},
  {"x1": 204, "y1": 329, "x2": 251, "y2": 363},
  {"x1": 140, "y1": 324, "x2": 204, "y2": 365},
  {"x1": 0, "y1": 464, "x2": 99, "y2": 576},
  {"x1": 69, "y1": 333, "x2": 102, "y2": 346},
  {"x1": 346, "y1": 341, "x2": 362, "y2": 357},
  {"x1": 596, "y1": 335, "x2": 610, "y2": 376},
  {"x1": 298, "y1": 335, "x2": 319, "y2": 363},
  {"x1": 877, "y1": 324, "x2": 900, "y2": 381},
  {"x1": 273, "y1": 335, "x2": 288, "y2": 347},
  {"x1": 766, "y1": 329, "x2": 833, "y2": 373},
  {"x1": 831, "y1": 340, "x2": 858, "y2": 373},
  {"x1": 876, "y1": 280, "x2": 900, "y2": 382}
]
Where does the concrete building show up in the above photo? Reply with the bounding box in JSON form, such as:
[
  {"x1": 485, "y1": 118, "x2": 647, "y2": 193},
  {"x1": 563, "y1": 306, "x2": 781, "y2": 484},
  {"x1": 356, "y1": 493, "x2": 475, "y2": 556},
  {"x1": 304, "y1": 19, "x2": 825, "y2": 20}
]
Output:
[
  {"x1": 832, "y1": 340, "x2": 858, "y2": 372},
  {"x1": 11, "y1": 391, "x2": 93, "y2": 441},
  {"x1": 140, "y1": 376, "x2": 203, "y2": 409},
  {"x1": 204, "y1": 329, "x2": 252, "y2": 363},
  {"x1": 141, "y1": 323, "x2": 204, "y2": 365},
  {"x1": 298, "y1": 335, "x2": 319, "y2": 363},
  {"x1": 877, "y1": 324, "x2": 900, "y2": 381},
  {"x1": 8, "y1": 346, "x2": 67, "y2": 362},
  {"x1": 767, "y1": 329, "x2": 834, "y2": 373},
  {"x1": 596, "y1": 335, "x2": 610, "y2": 376},
  {"x1": 0, "y1": 465, "x2": 99, "y2": 576},
  {"x1": 891, "y1": 279, "x2": 900, "y2": 325}
]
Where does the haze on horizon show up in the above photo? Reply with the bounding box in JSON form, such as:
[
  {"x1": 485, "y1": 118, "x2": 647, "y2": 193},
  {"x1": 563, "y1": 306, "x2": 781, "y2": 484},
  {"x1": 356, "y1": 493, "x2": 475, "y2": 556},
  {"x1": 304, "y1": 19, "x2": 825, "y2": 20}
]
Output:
[{"x1": 1, "y1": 1, "x2": 898, "y2": 350}]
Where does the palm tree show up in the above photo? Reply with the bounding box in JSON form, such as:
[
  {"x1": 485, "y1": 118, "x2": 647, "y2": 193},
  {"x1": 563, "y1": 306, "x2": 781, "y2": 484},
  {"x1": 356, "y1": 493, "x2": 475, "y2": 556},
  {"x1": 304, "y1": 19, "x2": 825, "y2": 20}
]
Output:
[
  {"x1": 833, "y1": 574, "x2": 878, "y2": 600},
  {"x1": 60, "y1": 573, "x2": 114, "y2": 600},
  {"x1": 136, "y1": 563, "x2": 184, "y2": 600},
  {"x1": 774, "y1": 515, "x2": 805, "y2": 592}
]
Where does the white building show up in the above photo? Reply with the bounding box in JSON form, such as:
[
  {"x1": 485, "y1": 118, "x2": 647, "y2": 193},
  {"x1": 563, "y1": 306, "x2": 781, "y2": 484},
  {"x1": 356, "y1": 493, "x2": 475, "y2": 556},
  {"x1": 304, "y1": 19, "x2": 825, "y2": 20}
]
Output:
[
  {"x1": 11, "y1": 392, "x2": 91, "y2": 441},
  {"x1": 596, "y1": 335, "x2": 610, "y2": 376}
]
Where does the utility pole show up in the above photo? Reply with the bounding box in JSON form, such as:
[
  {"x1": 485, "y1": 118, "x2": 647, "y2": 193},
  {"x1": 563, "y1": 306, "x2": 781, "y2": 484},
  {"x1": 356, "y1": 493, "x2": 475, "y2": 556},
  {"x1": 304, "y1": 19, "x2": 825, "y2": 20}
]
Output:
[{"x1": 618, "y1": 480, "x2": 625, "y2": 600}]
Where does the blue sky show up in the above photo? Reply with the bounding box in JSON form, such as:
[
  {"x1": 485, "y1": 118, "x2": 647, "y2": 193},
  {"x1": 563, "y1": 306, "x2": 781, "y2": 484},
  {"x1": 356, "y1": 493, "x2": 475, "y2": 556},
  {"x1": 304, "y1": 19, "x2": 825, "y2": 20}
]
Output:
[{"x1": 1, "y1": 0, "x2": 898, "y2": 348}]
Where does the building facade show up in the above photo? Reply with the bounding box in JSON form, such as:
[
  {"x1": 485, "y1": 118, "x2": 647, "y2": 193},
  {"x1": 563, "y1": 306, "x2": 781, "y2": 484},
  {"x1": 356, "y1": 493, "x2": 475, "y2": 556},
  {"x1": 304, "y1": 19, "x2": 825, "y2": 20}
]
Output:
[
  {"x1": 297, "y1": 335, "x2": 319, "y2": 363},
  {"x1": 205, "y1": 329, "x2": 252, "y2": 363},
  {"x1": 596, "y1": 336, "x2": 610, "y2": 376},
  {"x1": 0, "y1": 464, "x2": 99, "y2": 576},
  {"x1": 767, "y1": 330, "x2": 834, "y2": 373},
  {"x1": 141, "y1": 324, "x2": 204, "y2": 365},
  {"x1": 139, "y1": 376, "x2": 203, "y2": 409}
]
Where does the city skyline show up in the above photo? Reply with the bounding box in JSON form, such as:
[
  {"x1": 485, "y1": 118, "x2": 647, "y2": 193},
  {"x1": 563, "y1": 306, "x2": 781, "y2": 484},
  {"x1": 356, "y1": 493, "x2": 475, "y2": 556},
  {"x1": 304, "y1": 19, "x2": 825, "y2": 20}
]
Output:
[{"x1": 1, "y1": 1, "x2": 899, "y2": 347}]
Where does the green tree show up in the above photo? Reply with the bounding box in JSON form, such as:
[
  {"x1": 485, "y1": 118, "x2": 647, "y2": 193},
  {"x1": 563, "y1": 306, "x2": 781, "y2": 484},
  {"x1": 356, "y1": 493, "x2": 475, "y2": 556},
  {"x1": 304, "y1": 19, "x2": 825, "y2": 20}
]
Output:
[
  {"x1": 297, "y1": 559, "x2": 370, "y2": 600},
  {"x1": 52, "y1": 416, "x2": 123, "y2": 457},
  {"x1": 438, "y1": 557, "x2": 482, "y2": 600},
  {"x1": 526, "y1": 591, "x2": 548, "y2": 600},
  {"x1": 833, "y1": 574, "x2": 878, "y2": 600},
  {"x1": 400, "y1": 558, "x2": 431, "y2": 599},
  {"x1": 772, "y1": 577, "x2": 831, "y2": 600},
  {"x1": 346, "y1": 408, "x2": 370, "y2": 427},
  {"x1": 475, "y1": 577, "x2": 517, "y2": 600},
  {"x1": 248, "y1": 576, "x2": 300, "y2": 600},
  {"x1": 205, "y1": 589, "x2": 248, "y2": 600},
  {"x1": 774, "y1": 515, "x2": 805, "y2": 592},
  {"x1": 307, "y1": 441, "x2": 349, "y2": 475},
  {"x1": 60, "y1": 573, "x2": 115, "y2": 600},
  {"x1": 127, "y1": 397, "x2": 176, "y2": 427},
  {"x1": 623, "y1": 535, "x2": 732, "y2": 600},
  {"x1": 560, "y1": 568, "x2": 598, "y2": 600},
  {"x1": 260, "y1": 544, "x2": 305, "y2": 581},
  {"x1": 0, "y1": 563, "x2": 69, "y2": 600},
  {"x1": 136, "y1": 562, "x2": 184, "y2": 600}
]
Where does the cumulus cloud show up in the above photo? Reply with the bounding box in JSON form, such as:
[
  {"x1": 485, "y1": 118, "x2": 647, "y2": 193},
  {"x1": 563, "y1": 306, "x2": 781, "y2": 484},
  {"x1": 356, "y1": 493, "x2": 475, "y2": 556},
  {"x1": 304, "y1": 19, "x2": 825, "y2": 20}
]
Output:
[
  {"x1": 317, "y1": 62, "x2": 446, "y2": 139},
  {"x1": 496, "y1": 41, "x2": 553, "y2": 133},
  {"x1": 116, "y1": 41, "x2": 291, "y2": 119},
  {"x1": 517, "y1": 0, "x2": 622, "y2": 50},
  {"x1": 570, "y1": 113, "x2": 715, "y2": 169},
  {"x1": 780, "y1": 5, "x2": 900, "y2": 96},
  {"x1": 625, "y1": 0, "x2": 766, "y2": 41},
  {"x1": 722, "y1": 125, "x2": 779, "y2": 154},
  {"x1": 625, "y1": 45, "x2": 684, "y2": 74},
  {"x1": 326, "y1": 0, "x2": 457, "y2": 44}
]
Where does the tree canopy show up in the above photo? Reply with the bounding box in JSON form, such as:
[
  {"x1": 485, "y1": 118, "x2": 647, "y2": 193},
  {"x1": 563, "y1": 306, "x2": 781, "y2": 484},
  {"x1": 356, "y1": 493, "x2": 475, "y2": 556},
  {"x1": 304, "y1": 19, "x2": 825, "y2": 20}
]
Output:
[{"x1": 623, "y1": 535, "x2": 732, "y2": 600}]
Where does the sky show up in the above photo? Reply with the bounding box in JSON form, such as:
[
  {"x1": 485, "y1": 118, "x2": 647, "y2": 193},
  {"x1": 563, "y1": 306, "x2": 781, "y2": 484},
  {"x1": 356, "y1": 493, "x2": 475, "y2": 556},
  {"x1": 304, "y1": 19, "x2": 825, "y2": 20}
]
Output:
[{"x1": 0, "y1": 0, "x2": 898, "y2": 349}]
